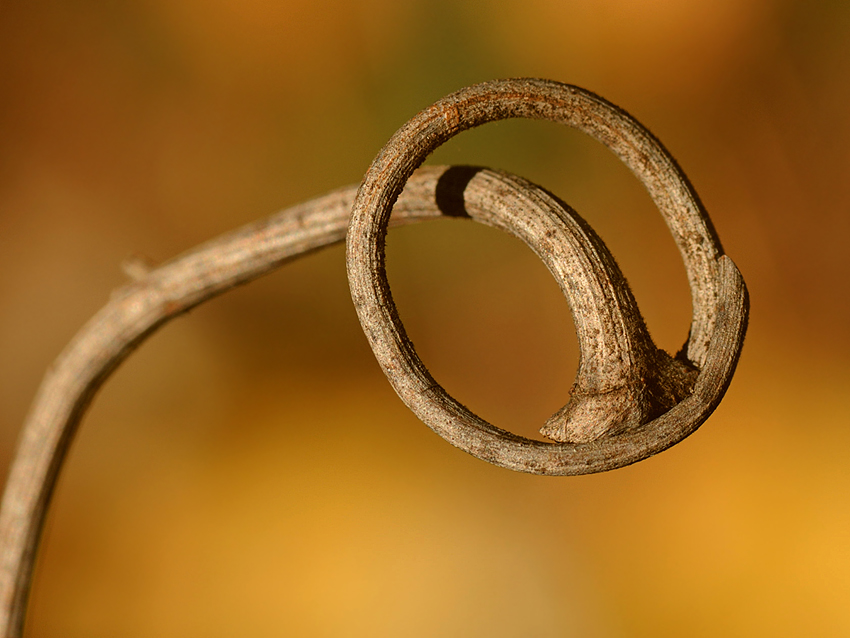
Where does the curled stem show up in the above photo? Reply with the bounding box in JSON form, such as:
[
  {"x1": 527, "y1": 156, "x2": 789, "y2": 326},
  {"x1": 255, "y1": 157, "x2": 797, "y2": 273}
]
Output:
[{"x1": 0, "y1": 79, "x2": 748, "y2": 637}]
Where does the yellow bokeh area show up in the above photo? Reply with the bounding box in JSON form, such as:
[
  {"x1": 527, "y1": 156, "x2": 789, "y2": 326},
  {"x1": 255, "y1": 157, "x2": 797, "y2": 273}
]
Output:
[{"x1": 1, "y1": 0, "x2": 849, "y2": 636}]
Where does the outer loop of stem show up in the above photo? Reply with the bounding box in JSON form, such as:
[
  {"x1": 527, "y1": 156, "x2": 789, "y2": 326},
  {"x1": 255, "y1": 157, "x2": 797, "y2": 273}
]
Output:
[{"x1": 346, "y1": 78, "x2": 748, "y2": 474}]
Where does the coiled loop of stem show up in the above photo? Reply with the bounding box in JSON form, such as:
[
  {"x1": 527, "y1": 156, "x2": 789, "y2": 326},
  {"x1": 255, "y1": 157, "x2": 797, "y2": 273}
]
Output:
[{"x1": 347, "y1": 78, "x2": 748, "y2": 474}]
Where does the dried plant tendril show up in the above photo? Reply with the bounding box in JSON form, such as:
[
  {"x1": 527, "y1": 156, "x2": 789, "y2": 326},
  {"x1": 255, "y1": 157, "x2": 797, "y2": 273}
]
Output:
[{"x1": 0, "y1": 79, "x2": 748, "y2": 637}]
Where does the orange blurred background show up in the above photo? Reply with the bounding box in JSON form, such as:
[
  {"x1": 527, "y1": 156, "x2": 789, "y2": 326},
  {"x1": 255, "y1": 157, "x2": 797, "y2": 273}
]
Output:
[{"x1": 1, "y1": 0, "x2": 849, "y2": 635}]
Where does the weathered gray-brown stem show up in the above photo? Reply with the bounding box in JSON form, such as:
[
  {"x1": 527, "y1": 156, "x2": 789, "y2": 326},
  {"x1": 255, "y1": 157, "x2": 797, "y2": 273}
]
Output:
[{"x1": 0, "y1": 78, "x2": 747, "y2": 636}]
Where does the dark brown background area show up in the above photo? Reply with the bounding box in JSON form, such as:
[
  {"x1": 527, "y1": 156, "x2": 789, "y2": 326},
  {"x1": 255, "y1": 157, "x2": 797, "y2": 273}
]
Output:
[{"x1": 1, "y1": 0, "x2": 848, "y2": 635}]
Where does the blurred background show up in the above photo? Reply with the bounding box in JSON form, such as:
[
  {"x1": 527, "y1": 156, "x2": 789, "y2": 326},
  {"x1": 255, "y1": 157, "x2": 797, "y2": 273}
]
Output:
[{"x1": 1, "y1": 0, "x2": 849, "y2": 635}]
